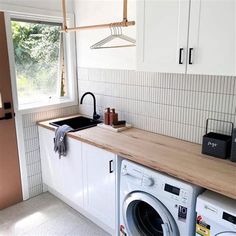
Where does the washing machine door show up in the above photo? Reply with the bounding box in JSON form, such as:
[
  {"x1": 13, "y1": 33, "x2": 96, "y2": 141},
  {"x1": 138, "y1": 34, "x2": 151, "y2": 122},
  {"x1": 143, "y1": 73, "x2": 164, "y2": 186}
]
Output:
[
  {"x1": 214, "y1": 233, "x2": 236, "y2": 236},
  {"x1": 123, "y1": 192, "x2": 179, "y2": 236}
]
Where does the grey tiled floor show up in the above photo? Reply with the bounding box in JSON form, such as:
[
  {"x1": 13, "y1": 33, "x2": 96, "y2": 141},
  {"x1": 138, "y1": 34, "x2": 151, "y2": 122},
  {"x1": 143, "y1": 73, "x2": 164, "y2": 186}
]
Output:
[{"x1": 0, "y1": 192, "x2": 110, "y2": 236}]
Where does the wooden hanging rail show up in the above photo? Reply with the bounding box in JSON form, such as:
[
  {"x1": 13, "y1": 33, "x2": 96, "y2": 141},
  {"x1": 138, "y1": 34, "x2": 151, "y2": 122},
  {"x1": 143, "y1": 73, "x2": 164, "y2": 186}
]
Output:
[{"x1": 60, "y1": 0, "x2": 135, "y2": 32}]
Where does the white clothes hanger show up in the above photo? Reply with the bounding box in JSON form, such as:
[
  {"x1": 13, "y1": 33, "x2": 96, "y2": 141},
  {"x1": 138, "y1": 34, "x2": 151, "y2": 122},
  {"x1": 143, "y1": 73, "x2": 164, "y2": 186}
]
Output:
[{"x1": 90, "y1": 26, "x2": 136, "y2": 49}]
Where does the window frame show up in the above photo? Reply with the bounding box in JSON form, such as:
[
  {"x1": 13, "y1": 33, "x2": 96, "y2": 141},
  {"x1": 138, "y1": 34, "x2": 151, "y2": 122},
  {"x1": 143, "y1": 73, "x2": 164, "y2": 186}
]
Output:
[{"x1": 4, "y1": 10, "x2": 78, "y2": 114}]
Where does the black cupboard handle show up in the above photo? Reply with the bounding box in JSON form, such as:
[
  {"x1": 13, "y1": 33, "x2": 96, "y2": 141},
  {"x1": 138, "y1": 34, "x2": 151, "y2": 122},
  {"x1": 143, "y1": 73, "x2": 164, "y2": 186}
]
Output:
[
  {"x1": 179, "y1": 48, "x2": 184, "y2": 64},
  {"x1": 109, "y1": 160, "x2": 114, "y2": 173},
  {"x1": 189, "y1": 48, "x2": 193, "y2": 64}
]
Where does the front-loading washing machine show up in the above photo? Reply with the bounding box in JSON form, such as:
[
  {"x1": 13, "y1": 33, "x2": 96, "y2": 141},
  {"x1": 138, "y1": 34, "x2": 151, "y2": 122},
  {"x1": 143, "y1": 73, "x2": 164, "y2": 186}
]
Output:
[
  {"x1": 196, "y1": 190, "x2": 236, "y2": 236},
  {"x1": 119, "y1": 160, "x2": 203, "y2": 236}
]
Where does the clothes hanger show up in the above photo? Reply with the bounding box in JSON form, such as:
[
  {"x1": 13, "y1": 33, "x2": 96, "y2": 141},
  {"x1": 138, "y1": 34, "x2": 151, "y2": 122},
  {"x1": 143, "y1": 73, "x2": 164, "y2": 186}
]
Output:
[{"x1": 90, "y1": 25, "x2": 136, "y2": 49}]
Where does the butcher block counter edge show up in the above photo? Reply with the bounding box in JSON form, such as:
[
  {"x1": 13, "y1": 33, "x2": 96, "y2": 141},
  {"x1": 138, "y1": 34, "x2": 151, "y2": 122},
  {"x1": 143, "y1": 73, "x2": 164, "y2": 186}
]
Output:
[{"x1": 38, "y1": 115, "x2": 236, "y2": 200}]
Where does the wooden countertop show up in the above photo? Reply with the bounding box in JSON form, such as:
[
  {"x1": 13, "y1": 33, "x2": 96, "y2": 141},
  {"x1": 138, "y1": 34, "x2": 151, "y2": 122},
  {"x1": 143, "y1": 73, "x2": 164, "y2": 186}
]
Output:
[{"x1": 38, "y1": 115, "x2": 236, "y2": 200}]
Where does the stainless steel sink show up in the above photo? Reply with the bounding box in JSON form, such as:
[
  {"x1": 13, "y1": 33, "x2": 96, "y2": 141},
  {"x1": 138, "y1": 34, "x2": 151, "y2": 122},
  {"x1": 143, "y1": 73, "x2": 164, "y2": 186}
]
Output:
[{"x1": 50, "y1": 116, "x2": 101, "y2": 132}]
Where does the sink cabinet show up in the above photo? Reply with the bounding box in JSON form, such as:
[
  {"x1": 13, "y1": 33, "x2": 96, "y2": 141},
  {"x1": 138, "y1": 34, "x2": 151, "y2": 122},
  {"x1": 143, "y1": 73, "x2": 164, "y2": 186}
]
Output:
[
  {"x1": 38, "y1": 126, "x2": 116, "y2": 234},
  {"x1": 38, "y1": 126, "x2": 84, "y2": 207}
]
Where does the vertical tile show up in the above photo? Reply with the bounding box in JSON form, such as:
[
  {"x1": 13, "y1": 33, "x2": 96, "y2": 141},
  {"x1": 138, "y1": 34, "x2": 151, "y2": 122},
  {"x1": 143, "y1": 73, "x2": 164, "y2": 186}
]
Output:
[{"x1": 79, "y1": 68, "x2": 235, "y2": 144}]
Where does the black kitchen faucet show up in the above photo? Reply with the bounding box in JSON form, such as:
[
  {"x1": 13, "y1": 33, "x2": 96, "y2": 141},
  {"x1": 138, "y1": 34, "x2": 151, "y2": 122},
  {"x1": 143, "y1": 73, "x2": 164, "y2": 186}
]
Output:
[{"x1": 80, "y1": 92, "x2": 100, "y2": 120}]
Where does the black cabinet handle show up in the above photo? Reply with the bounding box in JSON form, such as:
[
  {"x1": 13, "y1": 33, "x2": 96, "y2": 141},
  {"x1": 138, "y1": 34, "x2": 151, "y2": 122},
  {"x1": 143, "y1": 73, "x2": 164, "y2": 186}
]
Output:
[
  {"x1": 109, "y1": 160, "x2": 114, "y2": 173},
  {"x1": 189, "y1": 48, "x2": 193, "y2": 64},
  {"x1": 179, "y1": 48, "x2": 184, "y2": 64}
]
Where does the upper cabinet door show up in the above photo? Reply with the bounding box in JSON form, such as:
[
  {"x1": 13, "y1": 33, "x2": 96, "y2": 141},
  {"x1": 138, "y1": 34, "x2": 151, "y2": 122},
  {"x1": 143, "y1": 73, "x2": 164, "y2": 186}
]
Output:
[
  {"x1": 137, "y1": 0, "x2": 190, "y2": 73},
  {"x1": 187, "y1": 0, "x2": 236, "y2": 76}
]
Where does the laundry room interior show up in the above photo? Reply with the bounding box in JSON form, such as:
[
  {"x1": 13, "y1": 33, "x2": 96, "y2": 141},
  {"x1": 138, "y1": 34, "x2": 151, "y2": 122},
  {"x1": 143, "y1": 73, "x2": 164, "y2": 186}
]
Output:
[{"x1": 0, "y1": 0, "x2": 235, "y2": 235}]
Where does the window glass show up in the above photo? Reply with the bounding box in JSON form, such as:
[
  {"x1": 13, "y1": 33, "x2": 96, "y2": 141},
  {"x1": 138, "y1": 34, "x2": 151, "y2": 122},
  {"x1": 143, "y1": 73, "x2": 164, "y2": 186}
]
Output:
[{"x1": 11, "y1": 20, "x2": 66, "y2": 107}]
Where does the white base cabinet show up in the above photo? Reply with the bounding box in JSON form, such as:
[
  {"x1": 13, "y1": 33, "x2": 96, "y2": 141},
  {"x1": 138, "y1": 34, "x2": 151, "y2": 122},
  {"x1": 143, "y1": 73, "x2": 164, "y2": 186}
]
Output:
[
  {"x1": 38, "y1": 127, "x2": 84, "y2": 208},
  {"x1": 38, "y1": 126, "x2": 116, "y2": 234},
  {"x1": 82, "y1": 143, "x2": 116, "y2": 231}
]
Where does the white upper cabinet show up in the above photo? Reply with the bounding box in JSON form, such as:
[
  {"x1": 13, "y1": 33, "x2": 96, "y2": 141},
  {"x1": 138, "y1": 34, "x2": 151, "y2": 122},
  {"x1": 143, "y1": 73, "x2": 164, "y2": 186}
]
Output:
[
  {"x1": 188, "y1": 0, "x2": 236, "y2": 76},
  {"x1": 137, "y1": 0, "x2": 236, "y2": 76},
  {"x1": 137, "y1": 0, "x2": 190, "y2": 73}
]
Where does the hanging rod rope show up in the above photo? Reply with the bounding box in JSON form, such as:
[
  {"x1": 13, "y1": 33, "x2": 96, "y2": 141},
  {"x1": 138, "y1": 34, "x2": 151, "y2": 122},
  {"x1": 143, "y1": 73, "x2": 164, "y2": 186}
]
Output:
[{"x1": 60, "y1": 0, "x2": 135, "y2": 33}]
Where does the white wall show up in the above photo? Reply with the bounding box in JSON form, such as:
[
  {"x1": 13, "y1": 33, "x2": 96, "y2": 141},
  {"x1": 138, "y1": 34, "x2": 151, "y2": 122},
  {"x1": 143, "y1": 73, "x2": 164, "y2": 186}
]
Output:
[{"x1": 74, "y1": 0, "x2": 136, "y2": 70}]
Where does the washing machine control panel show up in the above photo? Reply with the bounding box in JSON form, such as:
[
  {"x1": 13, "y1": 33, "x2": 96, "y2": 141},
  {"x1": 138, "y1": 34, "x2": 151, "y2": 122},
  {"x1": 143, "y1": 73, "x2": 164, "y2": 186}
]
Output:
[
  {"x1": 180, "y1": 189, "x2": 189, "y2": 204},
  {"x1": 164, "y1": 183, "x2": 180, "y2": 195},
  {"x1": 163, "y1": 183, "x2": 189, "y2": 204},
  {"x1": 121, "y1": 164, "x2": 189, "y2": 204}
]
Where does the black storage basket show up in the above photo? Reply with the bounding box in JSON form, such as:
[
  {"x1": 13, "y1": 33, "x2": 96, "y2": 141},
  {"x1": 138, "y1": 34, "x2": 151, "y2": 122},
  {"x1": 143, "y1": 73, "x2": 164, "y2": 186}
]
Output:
[{"x1": 202, "y1": 119, "x2": 234, "y2": 159}]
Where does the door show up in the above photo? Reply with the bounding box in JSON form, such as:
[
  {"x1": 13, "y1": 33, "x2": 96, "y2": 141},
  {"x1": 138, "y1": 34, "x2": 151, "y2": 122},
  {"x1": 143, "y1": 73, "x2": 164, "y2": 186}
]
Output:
[
  {"x1": 137, "y1": 0, "x2": 190, "y2": 73},
  {"x1": 60, "y1": 136, "x2": 83, "y2": 207},
  {"x1": 187, "y1": 0, "x2": 236, "y2": 75},
  {"x1": 0, "y1": 12, "x2": 22, "y2": 209},
  {"x1": 82, "y1": 143, "x2": 116, "y2": 231},
  {"x1": 39, "y1": 127, "x2": 61, "y2": 192},
  {"x1": 123, "y1": 192, "x2": 179, "y2": 236}
]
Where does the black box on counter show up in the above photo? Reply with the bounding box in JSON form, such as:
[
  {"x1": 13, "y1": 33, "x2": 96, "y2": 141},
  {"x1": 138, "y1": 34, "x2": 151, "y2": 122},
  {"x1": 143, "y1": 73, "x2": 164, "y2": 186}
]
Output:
[
  {"x1": 202, "y1": 119, "x2": 234, "y2": 159},
  {"x1": 230, "y1": 128, "x2": 236, "y2": 162}
]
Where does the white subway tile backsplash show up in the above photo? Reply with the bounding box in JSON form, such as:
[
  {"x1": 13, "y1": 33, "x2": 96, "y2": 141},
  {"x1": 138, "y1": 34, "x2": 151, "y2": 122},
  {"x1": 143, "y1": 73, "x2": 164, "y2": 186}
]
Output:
[{"x1": 78, "y1": 68, "x2": 235, "y2": 144}]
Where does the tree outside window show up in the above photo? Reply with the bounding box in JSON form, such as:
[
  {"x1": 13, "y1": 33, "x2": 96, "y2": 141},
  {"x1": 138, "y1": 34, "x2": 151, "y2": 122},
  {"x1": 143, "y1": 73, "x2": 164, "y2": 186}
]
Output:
[{"x1": 11, "y1": 20, "x2": 66, "y2": 107}]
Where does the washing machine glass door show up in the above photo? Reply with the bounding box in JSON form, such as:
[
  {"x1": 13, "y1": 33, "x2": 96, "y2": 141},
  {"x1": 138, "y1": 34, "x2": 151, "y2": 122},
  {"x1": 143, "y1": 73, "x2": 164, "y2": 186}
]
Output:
[
  {"x1": 123, "y1": 192, "x2": 179, "y2": 236},
  {"x1": 215, "y1": 232, "x2": 236, "y2": 236}
]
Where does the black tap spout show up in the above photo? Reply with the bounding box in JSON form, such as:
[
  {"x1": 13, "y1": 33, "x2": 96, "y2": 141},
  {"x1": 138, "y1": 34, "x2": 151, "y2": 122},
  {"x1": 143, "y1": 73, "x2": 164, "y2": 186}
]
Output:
[{"x1": 80, "y1": 92, "x2": 100, "y2": 120}]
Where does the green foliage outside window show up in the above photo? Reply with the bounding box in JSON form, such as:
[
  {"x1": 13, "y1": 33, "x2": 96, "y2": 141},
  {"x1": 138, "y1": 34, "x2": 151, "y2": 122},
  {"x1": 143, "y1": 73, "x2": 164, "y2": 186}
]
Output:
[{"x1": 11, "y1": 20, "x2": 64, "y2": 106}]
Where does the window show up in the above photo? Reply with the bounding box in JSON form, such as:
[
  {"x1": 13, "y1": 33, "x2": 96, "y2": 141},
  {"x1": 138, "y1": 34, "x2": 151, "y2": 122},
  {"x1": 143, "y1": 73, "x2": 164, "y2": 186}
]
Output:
[{"x1": 10, "y1": 17, "x2": 76, "y2": 110}]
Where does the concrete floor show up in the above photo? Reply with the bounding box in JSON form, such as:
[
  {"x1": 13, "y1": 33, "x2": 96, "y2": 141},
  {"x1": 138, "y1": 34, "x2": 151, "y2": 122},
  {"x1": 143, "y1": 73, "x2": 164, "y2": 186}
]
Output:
[{"x1": 0, "y1": 192, "x2": 110, "y2": 236}]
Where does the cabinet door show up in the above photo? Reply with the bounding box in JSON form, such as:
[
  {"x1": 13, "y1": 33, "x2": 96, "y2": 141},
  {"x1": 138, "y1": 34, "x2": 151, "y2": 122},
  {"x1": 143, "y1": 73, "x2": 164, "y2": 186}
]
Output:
[
  {"x1": 188, "y1": 0, "x2": 236, "y2": 75},
  {"x1": 38, "y1": 127, "x2": 62, "y2": 192},
  {"x1": 59, "y1": 137, "x2": 83, "y2": 207},
  {"x1": 83, "y1": 143, "x2": 116, "y2": 231},
  {"x1": 137, "y1": 0, "x2": 190, "y2": 73},
  {"x1": 38, "y1": 127, "x2": 83, "y2": 208}
]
